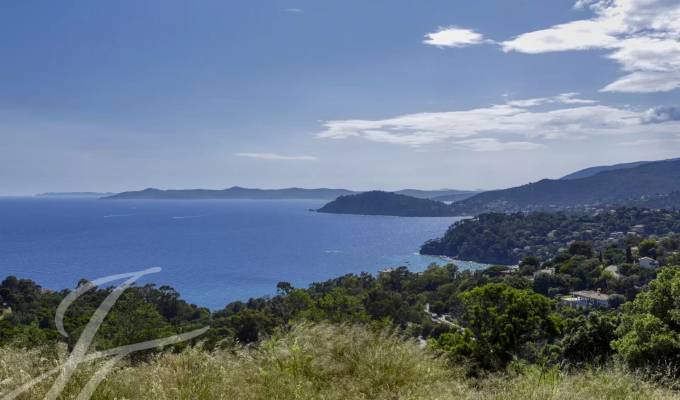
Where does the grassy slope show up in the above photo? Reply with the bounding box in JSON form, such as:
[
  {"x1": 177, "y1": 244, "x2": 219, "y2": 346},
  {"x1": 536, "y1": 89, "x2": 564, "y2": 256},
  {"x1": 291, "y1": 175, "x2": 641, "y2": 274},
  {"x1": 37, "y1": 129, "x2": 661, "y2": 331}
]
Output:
[{"x1": 1, "y1": 324, "x2": 677, "y2": 400}]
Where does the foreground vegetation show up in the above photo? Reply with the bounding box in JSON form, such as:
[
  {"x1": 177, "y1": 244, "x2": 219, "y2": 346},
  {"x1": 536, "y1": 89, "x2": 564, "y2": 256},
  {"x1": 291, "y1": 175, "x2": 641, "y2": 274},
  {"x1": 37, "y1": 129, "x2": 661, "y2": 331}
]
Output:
[
  {"x1": 2, "y1": 324, "x2": 679, "y2": 400},
  {"x1": 3, "y1": 240, "x2": 680, "y2": 374},
  {"x1": 3, "y1": 212, "x2": 680, "y2": 397}
]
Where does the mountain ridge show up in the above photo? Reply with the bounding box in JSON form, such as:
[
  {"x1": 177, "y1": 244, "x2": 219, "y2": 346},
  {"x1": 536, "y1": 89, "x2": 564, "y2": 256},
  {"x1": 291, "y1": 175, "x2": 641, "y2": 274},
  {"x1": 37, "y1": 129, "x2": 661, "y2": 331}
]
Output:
[
  {"x1": 560, "y1": 157, "x2": 680, "y2": 180},
  {"x1": 452, "y1": 158, "x2": 680, "y2": 214}
]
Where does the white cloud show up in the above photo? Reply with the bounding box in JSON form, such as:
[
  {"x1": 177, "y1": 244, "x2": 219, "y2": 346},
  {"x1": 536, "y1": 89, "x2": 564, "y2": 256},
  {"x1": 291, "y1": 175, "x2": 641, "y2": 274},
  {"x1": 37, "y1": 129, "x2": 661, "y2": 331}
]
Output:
[
  {"x1": 235, "y1": 153, "x2": 318, "y2": 161},
  {"x1": 499, "y1": 0, "x2": 680, "y2": 93},
  {"x1": 423, "y1": 27, "x2": 486, "y2": 48},
  {"x1": 285, "y1": 8, "x2": 303, "y2": 13},
  {"x1": 642, "y1": 106, "x2": 680, "y2": 123},
  {"x1": 506, "y1": 92, "x2": 597, "y2": 107},
  {"x1": 317, "y1": 94, "x2": 680, "y2": 149},
  {"x1": 502, "y1": 19, "x2": 619, "y2": 53}
]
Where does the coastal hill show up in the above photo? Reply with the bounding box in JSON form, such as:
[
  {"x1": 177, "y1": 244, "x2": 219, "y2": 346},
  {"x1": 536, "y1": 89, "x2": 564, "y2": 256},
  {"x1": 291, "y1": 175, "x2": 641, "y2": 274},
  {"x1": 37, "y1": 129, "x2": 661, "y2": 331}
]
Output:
[
  {"x1": 420, "y1": 207, "x2": 680, "y2": 264},
  {"x1": 315, "y1": 157, "x2": 680, "y2": 217},
  {"x1": 452, "y1": 158, "x2": 680, "y2": 214},
  {"x1": 317, "y1": 191, "x2": 455, "y2": 217}
]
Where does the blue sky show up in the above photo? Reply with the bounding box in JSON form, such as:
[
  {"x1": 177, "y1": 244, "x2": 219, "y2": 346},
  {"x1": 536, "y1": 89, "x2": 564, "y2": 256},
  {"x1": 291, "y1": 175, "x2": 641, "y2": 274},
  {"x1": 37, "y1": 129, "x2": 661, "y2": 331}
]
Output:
[{"x1": 1, "y1": 0, "x2": 679, "y2": 194}]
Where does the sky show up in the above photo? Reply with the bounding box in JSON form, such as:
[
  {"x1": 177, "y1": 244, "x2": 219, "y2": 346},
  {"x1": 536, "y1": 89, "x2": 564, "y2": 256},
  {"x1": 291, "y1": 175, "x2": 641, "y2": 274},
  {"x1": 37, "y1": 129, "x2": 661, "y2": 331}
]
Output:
[{"x1": 1, "y1": 0, "x2": 680, "y2": 195}]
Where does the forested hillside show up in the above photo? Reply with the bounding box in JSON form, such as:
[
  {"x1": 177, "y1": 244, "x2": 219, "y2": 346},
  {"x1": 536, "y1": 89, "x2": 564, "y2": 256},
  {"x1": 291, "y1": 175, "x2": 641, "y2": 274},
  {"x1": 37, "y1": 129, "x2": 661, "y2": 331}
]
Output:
[
  {"x1": 452, "y1": 158, "x2": 680, "y2": 214},
  {"x1": 421, "y1": 208, "x2": 680, "y2": 264}
]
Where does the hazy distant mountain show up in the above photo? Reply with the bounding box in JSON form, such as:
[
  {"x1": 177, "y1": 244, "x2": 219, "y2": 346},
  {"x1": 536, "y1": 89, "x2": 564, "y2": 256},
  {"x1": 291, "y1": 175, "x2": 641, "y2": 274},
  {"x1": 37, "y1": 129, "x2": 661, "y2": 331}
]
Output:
[
  {"x1": 431, "y1": 190, "x2": 485, "y2": 202},
  {"x1": 104, "y1": 187, "x2": 481, "y2": 201},
  {"x1": 453, "y1": 158, "x2": 680, "y2": 214},
  {"x1": 317, "y1": 191, "x2": 455, "y2": 217},
  {"x1": 36, "y1": 192, "x2": 114, "y2": 197},
  {"x1": 560, "y1": 157, "x2": 680, "y2": 180},
  {"x1": 393, "y1": 189, "x2": 483, "y2": 201},
  {"x1": 105, "y1": 187, "x2": 358, "y2": 200}
]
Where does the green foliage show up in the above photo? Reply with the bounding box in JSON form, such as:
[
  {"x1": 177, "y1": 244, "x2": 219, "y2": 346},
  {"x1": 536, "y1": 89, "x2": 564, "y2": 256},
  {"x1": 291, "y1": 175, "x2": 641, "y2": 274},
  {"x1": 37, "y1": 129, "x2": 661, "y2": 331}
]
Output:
[
  {"x1": 569, "y1": 241, "x2": 594, "y2": 258},
  {"x1": 433, "y1": 284, "x2": 560, "y2": 371},
  {"x1": 0, "y1": 276, "x2": 209, "y2": 352},
  {"x1": 421, "y1": 208, "x2": 680, "y2": 264},
  {"x1": 560, "y1": 311, "x2": 620, "y2": 365},
  {"x1": 2, "y1": 324, "x2": 679, "y2": 399},
  {"x1": 613, "y1": 267, "x2": 680, "y2": 372},
  {"x1": 639, "y1": 239, "x2": 658, "y2": 258}
]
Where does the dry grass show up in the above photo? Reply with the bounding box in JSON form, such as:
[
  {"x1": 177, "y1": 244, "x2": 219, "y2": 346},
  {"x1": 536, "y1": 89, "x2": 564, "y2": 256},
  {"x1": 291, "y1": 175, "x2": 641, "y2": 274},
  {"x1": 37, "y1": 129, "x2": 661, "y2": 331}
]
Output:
[{"x1": 0, "y1": 323, "x2": 678, "y2": 399}]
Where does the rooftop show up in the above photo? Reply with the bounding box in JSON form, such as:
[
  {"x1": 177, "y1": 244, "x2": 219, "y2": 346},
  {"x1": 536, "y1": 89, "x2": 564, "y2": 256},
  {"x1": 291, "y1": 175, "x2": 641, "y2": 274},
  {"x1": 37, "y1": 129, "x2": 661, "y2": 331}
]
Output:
[{"x1": 572, "y1": 290, "x2": 610, "y2": 301}]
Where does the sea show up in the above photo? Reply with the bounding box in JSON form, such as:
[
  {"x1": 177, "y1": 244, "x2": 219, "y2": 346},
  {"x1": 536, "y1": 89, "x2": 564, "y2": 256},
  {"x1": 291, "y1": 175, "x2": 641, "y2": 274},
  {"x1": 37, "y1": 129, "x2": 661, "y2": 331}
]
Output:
[{"x1": 0, "y1": 197, "x2": 485, "y2": 309}]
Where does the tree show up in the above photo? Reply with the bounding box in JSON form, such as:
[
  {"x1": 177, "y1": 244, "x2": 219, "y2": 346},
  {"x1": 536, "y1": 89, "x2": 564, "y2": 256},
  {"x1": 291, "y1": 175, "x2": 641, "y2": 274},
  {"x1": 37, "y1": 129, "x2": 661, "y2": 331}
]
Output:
[
  {"x1": 317, "y1": 288, "x2": 367, "y2": 323},
  {"x1": 561, "y1": 312, "x2": 619, "y2": 365},
  {"x1": 626, "y1": 246, "x2": 634, "y2": 263},
  {"x1": 433, "y1": 284, "x2": 560, "y2": 371},
  {"x1": 638, "y1": 239, "x2": 658, "y2": 259},
  {"x1": 569, "y1": 241, "x2": 594, "y2": 258},
  {"x1": 276, "y1": 281, "x2": 293, "y2": 296},
  {"x1": 227, "y1": 309, "x2": 275, "y2": 343},
  {"x1": 533, "y1": 272, "x2": 567, "y2": 297},
  {"x1": 613, "y1": 267, "x2": 680, "y2": 371}
]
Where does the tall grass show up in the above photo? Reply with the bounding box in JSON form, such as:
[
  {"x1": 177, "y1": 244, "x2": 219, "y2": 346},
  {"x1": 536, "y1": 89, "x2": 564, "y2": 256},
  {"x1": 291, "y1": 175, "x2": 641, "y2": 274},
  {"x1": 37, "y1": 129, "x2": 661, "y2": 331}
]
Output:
[{"x1": 1, "y1": 323, "x2": 678, "y2": 399}]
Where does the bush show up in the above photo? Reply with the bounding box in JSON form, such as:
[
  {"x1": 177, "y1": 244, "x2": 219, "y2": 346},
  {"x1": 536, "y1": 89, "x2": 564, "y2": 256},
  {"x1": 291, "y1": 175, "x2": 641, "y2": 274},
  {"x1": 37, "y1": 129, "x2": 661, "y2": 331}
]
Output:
[
  {"x1": 1, "y1": 324, "x2": 679, "y2": 399},
  {"x1": 613, "y1": 267, "x2": 680, "y2": 373}
]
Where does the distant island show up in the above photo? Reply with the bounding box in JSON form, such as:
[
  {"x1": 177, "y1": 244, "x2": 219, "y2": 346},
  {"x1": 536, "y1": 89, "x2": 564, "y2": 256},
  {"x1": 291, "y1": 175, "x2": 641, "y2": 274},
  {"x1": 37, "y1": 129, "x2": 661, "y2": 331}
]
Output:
[
  {"x1": 105, "y1": 187, "x2": 357, "y2": 200},
  {"x1": 104, "y1": 187, "x2": 483, "y2": 201},
  {"x1": 36, "y1": 192, "x2": 115, "y2": 198},
  {"x1": 317, "y1": 191, "x2": 457, "y2": 217}
]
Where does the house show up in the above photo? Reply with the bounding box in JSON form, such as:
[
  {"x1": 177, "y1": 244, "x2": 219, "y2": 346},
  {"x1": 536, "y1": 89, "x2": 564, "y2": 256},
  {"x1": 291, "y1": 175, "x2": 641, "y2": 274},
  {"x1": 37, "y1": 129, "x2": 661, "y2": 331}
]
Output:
[
  {"x1": 639, "y1": 257, "x2": 660, "y2": 269},
  {"x1": 561, "y1": 290, "x2": 611, "y2": 309},
  {"x1": 632, "y1": 224, "x2": 646, "y2": 233},
  {"x1": 609, "y1": 232, "x2": 625, "y2": 240}
]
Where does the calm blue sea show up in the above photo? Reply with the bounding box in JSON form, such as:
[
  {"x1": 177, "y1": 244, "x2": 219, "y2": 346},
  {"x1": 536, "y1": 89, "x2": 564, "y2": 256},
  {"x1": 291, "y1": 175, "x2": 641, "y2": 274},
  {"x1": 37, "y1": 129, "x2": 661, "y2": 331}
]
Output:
[{"x1": 0, "y1": 198, "x2": 482, "y2": 309}]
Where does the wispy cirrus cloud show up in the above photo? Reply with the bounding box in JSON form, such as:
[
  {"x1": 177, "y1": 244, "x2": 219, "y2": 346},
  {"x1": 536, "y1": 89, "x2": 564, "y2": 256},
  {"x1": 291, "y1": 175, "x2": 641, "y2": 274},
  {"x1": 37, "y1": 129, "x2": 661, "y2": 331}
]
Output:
[
  {"x1": 317, "y1": 93, "x2": 680, "y2": 150},
  {"x1": 235, "y1": 152, "x2": 318, "y2": 161},
  {"x1": 429, "y1": 0, "x2": 680, "y2": 93},
  {"x1": 506, "y1": 92, "x2": 597, "y2": 107},
  {"x1": 423, "y1": 26, "x2": 488, "y2": 48},
  {"x1": 285, "y1": 8, "x2": 304, "y2": 13}
]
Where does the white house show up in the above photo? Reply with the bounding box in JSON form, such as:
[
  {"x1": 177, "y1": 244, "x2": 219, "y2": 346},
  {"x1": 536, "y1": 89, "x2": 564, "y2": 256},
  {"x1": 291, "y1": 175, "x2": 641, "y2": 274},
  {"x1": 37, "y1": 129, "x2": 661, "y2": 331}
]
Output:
[
  {"x1": 639, "y1": 257, "x2": 660, "y2": 269},
  {"x1": 561, "y1": 290, "x2": 611, "y2": 309}
]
